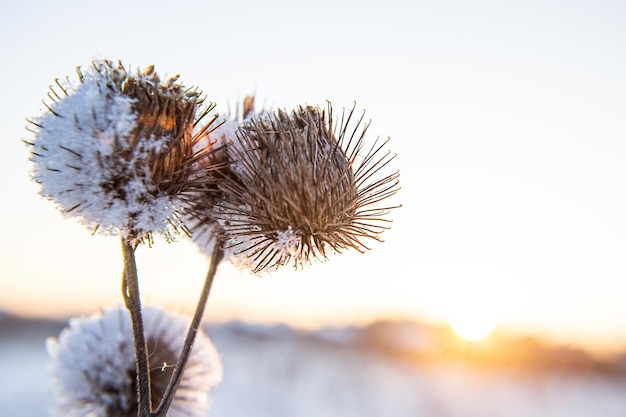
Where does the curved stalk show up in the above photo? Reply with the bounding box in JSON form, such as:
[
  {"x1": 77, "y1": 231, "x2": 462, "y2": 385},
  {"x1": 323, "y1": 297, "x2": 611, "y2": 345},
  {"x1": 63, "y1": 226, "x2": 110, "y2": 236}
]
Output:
[{"x1": 152, "y1": 242, "x2": 224, "y2": 417}]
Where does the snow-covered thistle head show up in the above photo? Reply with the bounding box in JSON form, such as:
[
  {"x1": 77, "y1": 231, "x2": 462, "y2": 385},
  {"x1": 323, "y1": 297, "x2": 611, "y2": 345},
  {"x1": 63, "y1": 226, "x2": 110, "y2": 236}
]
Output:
[
  {"x1": 195, "y1": 103, "x2": 399, "y2": 272},
  {"x1": 25, "y1": 59, "x2": 220, "y2": 244},
  {"x1": 47, "y1": 305, "x2": 222, "y2": 417}
]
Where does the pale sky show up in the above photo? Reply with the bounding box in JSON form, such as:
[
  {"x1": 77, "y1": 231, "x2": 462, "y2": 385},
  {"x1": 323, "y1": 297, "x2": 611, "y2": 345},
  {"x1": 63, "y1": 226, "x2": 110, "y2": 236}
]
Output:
[{"x1": 1, "y1": 0, "x2": 626, "y2": 352}]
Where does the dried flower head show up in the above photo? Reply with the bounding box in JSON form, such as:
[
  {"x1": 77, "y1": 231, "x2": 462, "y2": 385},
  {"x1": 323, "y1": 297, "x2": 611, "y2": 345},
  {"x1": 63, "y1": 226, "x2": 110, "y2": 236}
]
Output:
[
  {"x1": 187, "y1": 95, "x2": 261, "y2": 251},
  {"x1": 25, "y1": 59, "x2": 220, "y2": 244},
  {"x1": 198, "y1": 102, "x2": 399, "y2": 272},
  {"x1": 47, "y1": 305, "x2": 222, "y2": 417}
]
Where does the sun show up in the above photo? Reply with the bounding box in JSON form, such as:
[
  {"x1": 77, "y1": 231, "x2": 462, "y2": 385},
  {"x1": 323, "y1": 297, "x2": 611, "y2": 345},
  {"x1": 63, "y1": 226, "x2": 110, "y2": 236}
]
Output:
[{"x1": 448, "y1": 308, "x2": 495, "y2": 341}]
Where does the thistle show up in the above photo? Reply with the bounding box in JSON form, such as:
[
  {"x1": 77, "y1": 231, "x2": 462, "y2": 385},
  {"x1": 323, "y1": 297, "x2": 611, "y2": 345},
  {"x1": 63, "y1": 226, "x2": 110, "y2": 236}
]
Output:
[
  {"x1": 193, "y1": 102, "x2": 400, "y2": 272},
  {"x1": 25, "y1": 59, "x2": 220, "y2": 244},
  {"x1": 47, "y1": 305, "x2": 223, "y2": 417}
]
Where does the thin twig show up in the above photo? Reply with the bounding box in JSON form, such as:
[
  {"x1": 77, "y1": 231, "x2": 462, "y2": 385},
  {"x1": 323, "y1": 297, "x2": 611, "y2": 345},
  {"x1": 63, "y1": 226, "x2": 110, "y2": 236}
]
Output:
[
  {"x1": 121, "y1": 238, "x2": 153, "y2": 416},
  {"x1": 152, "y1": 242, "x2": 224, "y2": 417}
]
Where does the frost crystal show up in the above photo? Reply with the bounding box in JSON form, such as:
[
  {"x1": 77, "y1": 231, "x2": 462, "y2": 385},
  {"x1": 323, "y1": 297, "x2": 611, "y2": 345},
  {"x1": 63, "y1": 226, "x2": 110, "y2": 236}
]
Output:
[
  {"x1": 26, "y1": 59, "x2": 220, "y2": 244},
  {"x1": 275, "y1": 226, "x2": 301, "y2": 257},
  {"x1": 47, "y1": 305, "x2": 222, "y2": 417}
]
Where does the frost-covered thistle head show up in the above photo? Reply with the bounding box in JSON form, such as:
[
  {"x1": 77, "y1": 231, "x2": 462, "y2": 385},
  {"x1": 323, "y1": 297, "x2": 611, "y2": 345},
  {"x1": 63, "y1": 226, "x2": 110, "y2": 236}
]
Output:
[
  {"x1": 25, "y1": 59, "x2": 220, "y2": 244},
  {"x1": 47, "y1": 305, "x2": 222, "y2": 417},
  {"x1": 197, "y1": 102, "x2": 399, "y2": 272}
]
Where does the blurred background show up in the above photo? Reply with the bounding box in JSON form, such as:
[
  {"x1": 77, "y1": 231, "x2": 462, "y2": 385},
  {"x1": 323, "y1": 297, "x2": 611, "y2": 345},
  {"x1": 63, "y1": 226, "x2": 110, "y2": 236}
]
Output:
[{"x1": 1, "y1": 0, "x2": 626, "y2": 416}]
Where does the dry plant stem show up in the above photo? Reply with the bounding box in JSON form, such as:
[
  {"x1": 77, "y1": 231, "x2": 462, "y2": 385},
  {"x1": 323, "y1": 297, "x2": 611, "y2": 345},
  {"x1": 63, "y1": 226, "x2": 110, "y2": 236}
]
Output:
[
  {"x1": 153, "y1": 242, "x2": 224, "y2": 417},
  {"x1": 121, "y1": 239, "x2": 153, "y2": 416}
]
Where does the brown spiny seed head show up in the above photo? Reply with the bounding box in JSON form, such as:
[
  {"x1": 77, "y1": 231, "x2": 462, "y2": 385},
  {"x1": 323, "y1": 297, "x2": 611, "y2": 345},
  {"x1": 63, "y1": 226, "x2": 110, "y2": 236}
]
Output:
[{"x1": 212, "y1": 103, "x2": 400, "y2": 272}]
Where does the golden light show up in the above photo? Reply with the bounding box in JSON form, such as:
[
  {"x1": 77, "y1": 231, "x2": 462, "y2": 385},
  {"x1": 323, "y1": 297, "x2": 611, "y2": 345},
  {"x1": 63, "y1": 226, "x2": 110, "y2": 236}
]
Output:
[{"x1": 448, "y1": 308, "x2": 495, "y2": 341}]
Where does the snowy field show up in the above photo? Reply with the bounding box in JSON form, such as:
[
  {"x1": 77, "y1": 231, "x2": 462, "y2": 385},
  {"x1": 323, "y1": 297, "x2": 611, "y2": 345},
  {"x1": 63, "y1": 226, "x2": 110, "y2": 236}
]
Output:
[{"x1": 2, "y1": 316, "x2": 626, "y2": 417}]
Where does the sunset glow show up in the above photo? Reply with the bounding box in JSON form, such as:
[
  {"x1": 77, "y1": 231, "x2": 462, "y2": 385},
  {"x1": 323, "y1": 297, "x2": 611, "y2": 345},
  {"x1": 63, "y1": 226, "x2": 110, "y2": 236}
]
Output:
[{"x1": 449, "y1": 308, "x2": 495, "y2": 342}]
